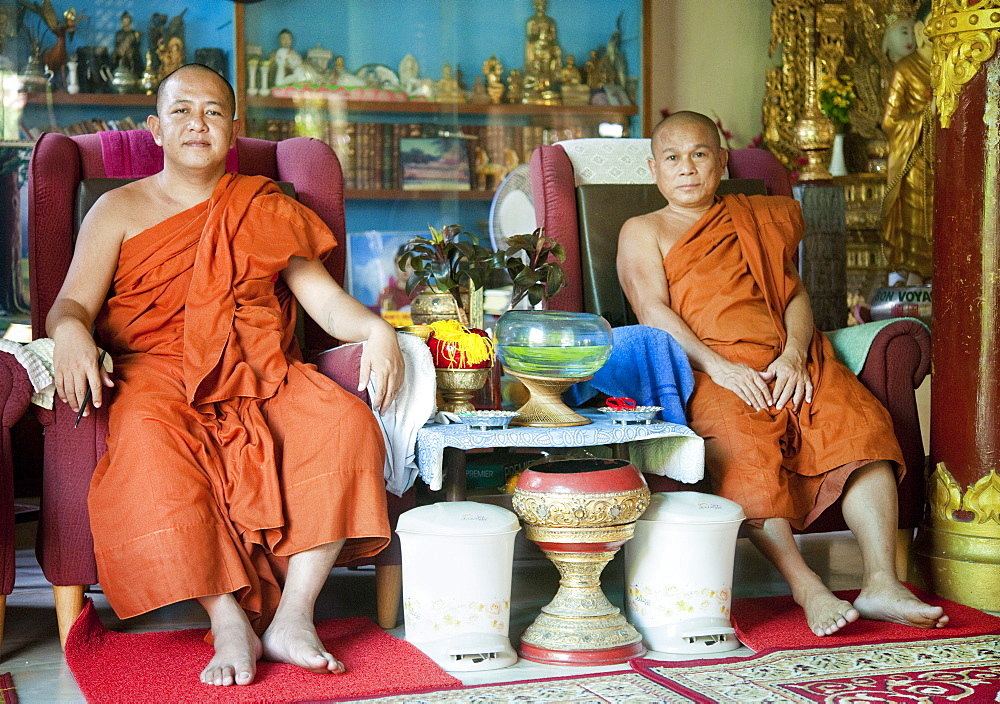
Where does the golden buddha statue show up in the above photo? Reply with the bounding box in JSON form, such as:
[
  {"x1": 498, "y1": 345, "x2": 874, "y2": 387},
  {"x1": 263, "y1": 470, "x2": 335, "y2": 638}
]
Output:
[
  {"x1": 437, "y1": 63, "x2": 465, "y2": 103},
  {"x1": 880, "y1": 6, "x2": 934, "y2": 283},
  {"x1": 523, "y1": 0, "x2": 561, "y2": 104}
]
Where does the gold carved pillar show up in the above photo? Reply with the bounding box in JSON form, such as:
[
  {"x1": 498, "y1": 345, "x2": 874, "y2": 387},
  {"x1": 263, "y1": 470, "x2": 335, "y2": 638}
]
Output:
[{"x1": 912, "y1": 0, "x2": 1000, "y2": 611}]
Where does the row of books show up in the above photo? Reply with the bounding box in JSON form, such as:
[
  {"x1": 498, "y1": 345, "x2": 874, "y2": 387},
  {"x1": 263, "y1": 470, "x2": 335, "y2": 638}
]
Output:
[
  {"x1": 248, "y1": 118, "x2": 597, "y2": 191},
  {"x1": 20, "y1": 116, "x2": 145, "y2": 141}
]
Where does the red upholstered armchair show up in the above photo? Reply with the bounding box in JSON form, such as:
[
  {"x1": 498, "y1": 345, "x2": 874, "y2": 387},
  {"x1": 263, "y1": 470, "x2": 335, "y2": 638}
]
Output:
[
  {"x1": 530, "y1": 139, "x2": 929, "y2": 576},
  {"x1": 27, "y1": 130, "x2": 412, "y2": 645},
  {"x1": 0, "y1": 349, "x2": 33, "y2": 654}
]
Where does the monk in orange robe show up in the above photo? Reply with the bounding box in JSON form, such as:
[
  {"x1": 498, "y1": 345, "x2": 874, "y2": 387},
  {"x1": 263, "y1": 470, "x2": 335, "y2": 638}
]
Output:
[
  {"x1": 47, "y1": 64, "x2": 404, "y2": 687},
  {"x1": 618, "y1": 111, "x2": 947, "y2": 637}
]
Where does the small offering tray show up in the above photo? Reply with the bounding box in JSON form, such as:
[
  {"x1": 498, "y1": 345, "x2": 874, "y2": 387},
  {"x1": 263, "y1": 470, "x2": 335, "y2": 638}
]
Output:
[
  {"x1": 597, "y1": 406, "x2": 663, "y2": 425},
  {"x1": 457, "y1": 410, "x2": 520, "y2": 430}
]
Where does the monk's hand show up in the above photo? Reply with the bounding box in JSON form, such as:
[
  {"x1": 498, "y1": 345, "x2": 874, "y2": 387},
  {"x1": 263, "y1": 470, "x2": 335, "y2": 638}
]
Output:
[
  {"x1": 52, "y1": 328, "x2": 113, "y2": 416},
  {"x1": 762, "y1": 350, "x2": 813, "y2": 412},
  {"x1": 360, "y1": 325, "x2": 405, "y2": 414},
  {"x1": 708, "y1": 358, "x2": 773, "y2": 412}
]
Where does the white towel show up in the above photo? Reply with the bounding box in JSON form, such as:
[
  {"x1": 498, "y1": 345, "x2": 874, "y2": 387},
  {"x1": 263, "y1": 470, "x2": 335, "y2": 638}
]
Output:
[
  {"x1": 0, "y1": 337, "x2": 112, "y2": 410},
  {"x1": 363, "y1": 333, "x2": 437, "y2": 496}
]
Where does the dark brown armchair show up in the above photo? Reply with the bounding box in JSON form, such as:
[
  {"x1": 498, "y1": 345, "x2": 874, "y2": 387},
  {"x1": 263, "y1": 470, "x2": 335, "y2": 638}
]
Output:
[
  {"x1": 26, "y1": 129, "x2": 411, "y2": 645},
  {"x1": 529, "y1": 139, "x2": 929, "y2": 576}
]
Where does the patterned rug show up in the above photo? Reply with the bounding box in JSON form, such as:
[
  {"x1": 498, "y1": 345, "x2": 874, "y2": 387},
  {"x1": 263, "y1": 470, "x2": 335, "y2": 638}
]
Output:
[
  {"x1": 632, "y1": 634, "x2": 1000, "y2": 703},
  {"x1": 339, "y1": 671, "x2": 689, "y2": 703}
]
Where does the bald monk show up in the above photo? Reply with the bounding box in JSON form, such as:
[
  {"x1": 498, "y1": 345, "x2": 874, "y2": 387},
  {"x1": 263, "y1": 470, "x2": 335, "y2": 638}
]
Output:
[
  {"x1": 47, "y1": 64, "x2": 404, "y2": 686},
  {"x1": 618, "y1": 111, "x2": 947, "y2": 637}
]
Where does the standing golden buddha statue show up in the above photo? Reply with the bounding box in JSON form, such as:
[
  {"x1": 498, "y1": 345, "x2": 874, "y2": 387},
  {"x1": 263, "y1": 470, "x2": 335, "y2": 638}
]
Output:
[
  {"x1": 523, "y1": 0, "x2": 562, "y2": 105},
  {"x1": 880, "y1": 4, "x2": 934, "y2": 284}
]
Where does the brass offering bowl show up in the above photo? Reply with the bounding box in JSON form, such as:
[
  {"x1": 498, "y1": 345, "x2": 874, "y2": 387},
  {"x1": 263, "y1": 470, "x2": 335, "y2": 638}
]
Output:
[
  {"x1": 435, "y1": 366, "x2": 491, "y2": 414},
  {"x1": 511, "y1": 458, "x2": 650, "y2": 665}
]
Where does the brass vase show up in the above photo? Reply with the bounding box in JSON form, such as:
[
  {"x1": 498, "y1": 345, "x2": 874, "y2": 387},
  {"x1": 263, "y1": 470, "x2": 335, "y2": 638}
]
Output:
[
  {"x1": 411, "y1": 291, "x2": 469, "y2": 326},
  {"x1": 794, "y1": 103, "x2": 836, "y2": 181},
  {"x1": 512, "y1": 458, "x2": 649, "y2": 666}
]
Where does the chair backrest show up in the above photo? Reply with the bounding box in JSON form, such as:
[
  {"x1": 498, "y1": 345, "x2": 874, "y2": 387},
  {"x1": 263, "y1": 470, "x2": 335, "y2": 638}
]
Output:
[
  {"x1": 577, "y1": 180, "x2": 767, "y2": 327},
  {"x1": 530, "y1": 138, "x2": 788, "y2": 315},
  {"x1": 28, "y1": 130, "x2": 345, "y2": 357}
]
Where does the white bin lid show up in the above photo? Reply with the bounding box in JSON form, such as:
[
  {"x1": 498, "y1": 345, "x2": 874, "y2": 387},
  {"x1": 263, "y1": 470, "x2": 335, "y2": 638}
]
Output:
[
  {"x1": 638, "y1": 491, "x2": 745, "y2": 524},
  {"x1": 397, "y1": 501, "x2": 520, "y2": 536}
]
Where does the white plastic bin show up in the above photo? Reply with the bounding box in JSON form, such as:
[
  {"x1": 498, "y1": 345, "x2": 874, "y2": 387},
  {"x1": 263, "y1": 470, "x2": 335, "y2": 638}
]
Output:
[
  {"x1": 396, "y1": 501, "x2": 520, "y2": 671},
  {"x1": 624, "y1": 491, "x2": 745, "y2": 654}
]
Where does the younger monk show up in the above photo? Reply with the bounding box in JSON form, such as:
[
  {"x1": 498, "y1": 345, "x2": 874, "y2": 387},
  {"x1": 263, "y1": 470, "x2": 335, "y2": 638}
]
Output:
[
  {"x1": 617, "y1": 111, "x2": 947, "y2": 637},
  {"x1": 47, "y1": 64, "x2": 404, "y2": 686}
]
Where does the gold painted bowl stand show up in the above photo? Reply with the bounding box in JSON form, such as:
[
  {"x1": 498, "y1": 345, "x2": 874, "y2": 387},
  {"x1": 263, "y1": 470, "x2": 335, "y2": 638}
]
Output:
[
  {"x1": 512, "y1": 458, "x2": 650, "y2": 665},
  {"x1": 505, "y1": 367, "x2": 591, "y2": 427},
  {"x1": 435, "y1": 367, "x2": 491, "y2": 414}
]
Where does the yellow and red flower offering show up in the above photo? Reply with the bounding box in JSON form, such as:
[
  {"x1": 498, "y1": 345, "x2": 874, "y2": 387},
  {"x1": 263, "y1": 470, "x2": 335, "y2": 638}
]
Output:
[{"x1": 426, "y1": 320, "x2": 494, "y2": 369}]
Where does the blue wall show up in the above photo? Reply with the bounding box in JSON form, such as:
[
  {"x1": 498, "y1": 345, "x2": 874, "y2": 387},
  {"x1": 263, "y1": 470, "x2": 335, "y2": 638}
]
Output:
[{"x1": 243, "y1": 0, "x2": 641, "y2": 238}]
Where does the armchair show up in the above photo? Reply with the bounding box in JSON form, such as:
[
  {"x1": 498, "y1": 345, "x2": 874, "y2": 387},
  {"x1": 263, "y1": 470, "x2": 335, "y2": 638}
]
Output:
[
  {"x1": 529, "y1": 139, "x2": 929, "y2": 576},
  {"x1": 0, "y1": 349, "x2": 33, "y2": 655},
  {"x1": 27, "y1": 130, "x2": 412, "y2": 645}
]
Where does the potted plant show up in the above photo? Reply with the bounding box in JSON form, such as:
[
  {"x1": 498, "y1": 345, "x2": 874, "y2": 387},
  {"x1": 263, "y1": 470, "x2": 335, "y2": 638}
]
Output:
[
  {"x1": 397, "y1": 223, "x2": 500, "y2": 326},
  {"x1": 501, "y1": 227, "x2": 567, "y2": 309}
]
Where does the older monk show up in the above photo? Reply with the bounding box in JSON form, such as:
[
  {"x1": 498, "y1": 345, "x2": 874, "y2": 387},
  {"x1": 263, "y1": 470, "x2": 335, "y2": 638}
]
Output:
[
  {"x1": 47, "y1": 64, "x2": 403, "y2": 686},
  {"x1": 617, "y1": 111, "x2": 947, "y2": 637}
]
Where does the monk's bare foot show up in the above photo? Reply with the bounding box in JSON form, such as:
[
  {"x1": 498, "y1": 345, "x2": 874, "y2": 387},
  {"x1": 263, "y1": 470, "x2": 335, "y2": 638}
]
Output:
[
  {"x1": 201, "y1": 615, "x2": 263, "y2": 686},
  {"x1": 794, "y1": 582, "x2": 860, "y2": 636},
  {"x1": 262, "y1": 612, "x2": 344, "y2": 675},
  {"x1": 854, "y1": 577, "x2": 949, "y2": 629}
]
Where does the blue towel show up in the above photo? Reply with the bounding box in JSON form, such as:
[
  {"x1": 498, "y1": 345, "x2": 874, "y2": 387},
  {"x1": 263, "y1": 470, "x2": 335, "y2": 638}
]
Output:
[{"x1": 564, "y1": 325, "x2": 694, "y2": 425}]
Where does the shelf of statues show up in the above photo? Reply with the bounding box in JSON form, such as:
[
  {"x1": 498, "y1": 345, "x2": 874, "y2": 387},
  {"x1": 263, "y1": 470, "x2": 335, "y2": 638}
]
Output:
[
  {"x1": 245, "y1": 93, "x2": 635, "y2": 119},
  {"x1": 23, "y1": 92, "x2": 155, "y2": 106}
]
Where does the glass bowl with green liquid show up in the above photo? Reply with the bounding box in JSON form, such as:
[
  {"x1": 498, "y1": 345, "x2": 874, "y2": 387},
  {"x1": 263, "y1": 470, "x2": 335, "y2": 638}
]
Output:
[{"x1": 494, "y1": 311, "x2": 613, "y2": 378}]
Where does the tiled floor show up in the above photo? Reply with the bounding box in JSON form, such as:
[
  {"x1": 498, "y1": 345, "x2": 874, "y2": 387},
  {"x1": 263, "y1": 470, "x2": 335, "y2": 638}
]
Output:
[{"x1": 3, "y1": 518, "x2": 869, "y2": 703}]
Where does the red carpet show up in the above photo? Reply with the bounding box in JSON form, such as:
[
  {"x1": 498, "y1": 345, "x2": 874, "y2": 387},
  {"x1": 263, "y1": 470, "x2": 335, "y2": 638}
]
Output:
[
  {"x1": 632, "y1": 634, "x2": 1000, "y2": 703},
  {"x1": 731, "y1": 583, "x2": 1000, "y2": 651},
  {"x1": 65, "y1": 599, "x2": 461, "y2": 703}
]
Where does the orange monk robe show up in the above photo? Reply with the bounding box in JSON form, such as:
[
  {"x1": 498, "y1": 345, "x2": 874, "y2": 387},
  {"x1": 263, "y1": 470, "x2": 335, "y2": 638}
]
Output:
[
  {"x1": 663, "y1": 193, "x2": 904, "y2": 530},
  {"x1": 90, "y1": 173, "x2": 390, "y2": 632}
]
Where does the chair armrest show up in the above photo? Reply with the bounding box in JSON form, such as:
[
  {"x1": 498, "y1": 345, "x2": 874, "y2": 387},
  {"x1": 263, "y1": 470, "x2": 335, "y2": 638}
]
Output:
[
  {"x1": 0, "y1": 351, "x2": 32, "y2": 430},
  {"x1": 313, "y1": 344, "x2": 370, "y2": 405},
  {"x1": 855, "y1": 318, "x2": 930, "y2": 528}
]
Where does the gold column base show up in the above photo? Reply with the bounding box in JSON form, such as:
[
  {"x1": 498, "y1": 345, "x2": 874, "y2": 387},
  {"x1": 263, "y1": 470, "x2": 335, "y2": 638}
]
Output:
[
  {"x1": 910, "y1": 464, "x2": 1000, "y2": 612},
  {"x1": 911, "y1": 522, "x2": 1000, "y2": 612}
]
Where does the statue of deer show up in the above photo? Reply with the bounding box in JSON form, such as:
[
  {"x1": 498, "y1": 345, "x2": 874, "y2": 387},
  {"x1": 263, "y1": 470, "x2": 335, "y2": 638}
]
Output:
[{"x1": 18, "y1": 1, "x2": 81, "y2": 90}]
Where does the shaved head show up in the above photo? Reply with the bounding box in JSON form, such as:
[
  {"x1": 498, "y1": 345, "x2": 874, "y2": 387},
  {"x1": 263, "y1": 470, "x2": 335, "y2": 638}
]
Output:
[
  {"x1": 651, "y1": 111, "x2": 722, "y2": 155},
  {"x1": 156, "y1": 63, "x2": 236, "y2": 118}
]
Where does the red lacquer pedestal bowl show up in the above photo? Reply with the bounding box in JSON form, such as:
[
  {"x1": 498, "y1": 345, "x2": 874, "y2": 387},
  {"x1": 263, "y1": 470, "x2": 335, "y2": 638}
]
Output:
[{"x1": 511, "y1": 458, "x2": 650, "y2": 665}]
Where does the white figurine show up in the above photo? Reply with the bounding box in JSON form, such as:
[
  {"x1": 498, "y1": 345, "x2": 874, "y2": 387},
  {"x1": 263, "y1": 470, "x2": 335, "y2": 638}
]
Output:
[
  {"x1": 271, "y1": 29, "x2": 303, "y2": 86},
  {"x1": 65, "y1": 59, "x2": 79, "y2": 94},
  {"x1": 258, "y1": 59, "x2": 272, "y2": 95}
]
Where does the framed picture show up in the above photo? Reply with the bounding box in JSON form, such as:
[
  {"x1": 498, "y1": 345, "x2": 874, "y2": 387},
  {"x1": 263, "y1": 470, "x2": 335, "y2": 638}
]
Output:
[
  {"x1": 399, "y1": 137, "x2": 472, "y2": 191},
  {"x1": 345, "y1": 230, "x2": 425, "y2": 315}
]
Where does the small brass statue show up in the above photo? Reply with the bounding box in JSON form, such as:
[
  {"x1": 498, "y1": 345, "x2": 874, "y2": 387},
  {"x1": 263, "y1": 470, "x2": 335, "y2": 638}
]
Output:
[
  {"x1": 112, "y1": 11, "x2": 142, "y2": 77},
  {"x1": 140, "y1": 50, "x2": 157, "y2": 94},
  {"x1": 483, "y1": 54, "x2": 504, "y2": 105},
  {"x1": 523, "y1": 0, "x2": 561, "y2": 104},
  {"x1": 437, "y1": 63, "x2": 465, "y2": 103},
  {"x1": 559, "y1": 54, "x2": 590, "y2": 106},
  {"x1": 506, "y1": 68, "x2": 524, "y2": 104}
]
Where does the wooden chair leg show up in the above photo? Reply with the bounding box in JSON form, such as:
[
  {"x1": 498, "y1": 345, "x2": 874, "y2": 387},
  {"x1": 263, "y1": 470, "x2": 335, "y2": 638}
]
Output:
[
  {"x1": 54, "y1": 584, "x2": 86, "y2": 649},
  {"x1": 374, "y1": 563, "x2": 402, "y2": 630},
  {"x1": 895, "y1": 527, "x2": 913, "y2": 583}
]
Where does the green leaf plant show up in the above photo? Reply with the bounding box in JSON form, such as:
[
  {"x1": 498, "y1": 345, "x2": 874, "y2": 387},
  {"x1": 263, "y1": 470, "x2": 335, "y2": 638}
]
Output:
[
  {"x1": 502, "y1": 227, "x2": 566, "y2": 309},
  {"x1": 397, "y1": 224, "x2": 501, "y2": 325}
]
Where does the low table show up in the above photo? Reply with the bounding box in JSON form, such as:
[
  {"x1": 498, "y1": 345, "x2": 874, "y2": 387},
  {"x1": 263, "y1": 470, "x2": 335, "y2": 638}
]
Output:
[{"x1": 414, "y1": 408, "x2": 705, "y2": 500}]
